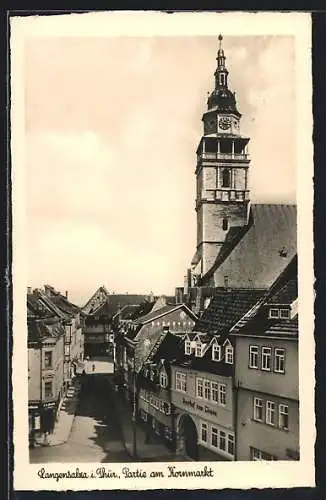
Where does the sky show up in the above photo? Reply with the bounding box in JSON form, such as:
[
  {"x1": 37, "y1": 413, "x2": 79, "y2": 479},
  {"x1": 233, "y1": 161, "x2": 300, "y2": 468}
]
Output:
[{"x1": 24, "y1": 33, "x2": 296, "y2": 306}]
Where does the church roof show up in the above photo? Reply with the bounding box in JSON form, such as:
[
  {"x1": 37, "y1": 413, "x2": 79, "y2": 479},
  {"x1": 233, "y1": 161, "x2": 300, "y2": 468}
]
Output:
[{"x1": 203, "y1": 203, "x2": 297, "y2": 289}]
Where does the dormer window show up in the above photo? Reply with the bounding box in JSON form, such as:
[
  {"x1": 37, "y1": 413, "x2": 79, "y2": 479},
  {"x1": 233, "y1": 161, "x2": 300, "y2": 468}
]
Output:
[
  {"x1": 225, "y1": 345, "x2": 234, "y2": 364},
  {"x1": 212, "y1": 343, "x2": 221, "y2": 361},
  {"x1": 269, "y1": 308, "x2": 280, "y2": 319},
  {"x1": 195, "y1": 341, "x2": 203, "y2": 357},
  {"x1": 185, "y1": 340, "x2": 192, "y2": 355},
  {"x1": 160, "y1": 371, "x2": 168, "y2": 388},
  {"x1": 280, "y1": 308, "x2": 290, "y2": 319}
]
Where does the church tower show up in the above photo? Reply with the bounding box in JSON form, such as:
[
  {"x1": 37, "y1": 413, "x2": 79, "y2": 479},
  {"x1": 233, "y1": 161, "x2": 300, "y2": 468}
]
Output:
[{"x1": 191, "y1": 35, "x2": 250, "y2": 279}]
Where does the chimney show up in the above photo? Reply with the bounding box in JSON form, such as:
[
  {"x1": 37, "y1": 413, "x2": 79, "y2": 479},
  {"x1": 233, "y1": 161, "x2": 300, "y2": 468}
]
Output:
[
  {"x1": 65, "y1": 291, "x2": 68, "y2": 299},
  {"x1": 175, "y1": 287, "x2": 184, "y2": 305},
  {"x1": 27, "y1": 287, "x2": 32, "y2": 295}
]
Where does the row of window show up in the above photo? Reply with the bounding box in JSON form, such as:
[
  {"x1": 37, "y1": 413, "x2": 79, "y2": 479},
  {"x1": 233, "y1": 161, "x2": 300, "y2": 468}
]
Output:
[
  {"x1": 249, "y1": 346, "x2": 285, "y2": 373},
  {"x1": 200, "y1": 422, "x2": 235, "y2": 457},
  {"x1": 151, "y1": 321, "x2": 195, "y2": 328},
  {"x1": 253, "y1": 397, "x2": 289, "y2": 430},
  {"x1": 196, "y1": 378, "x2": 227, "y2": 406},
  {"x1": 139, "y1": 389, "x2": 172, "y2": 415},
  {"x1": 269, "y1": 308, "x2": 290, "y2": 319},
  {"x1": 184, "y1": 341, "x2": 234, "y2": 364},
  {"x1": 139, "y1": 410, "x2": 173, "y2": 441}
]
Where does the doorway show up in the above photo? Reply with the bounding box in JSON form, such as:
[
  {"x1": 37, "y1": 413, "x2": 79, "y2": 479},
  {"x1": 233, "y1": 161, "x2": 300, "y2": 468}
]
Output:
[{"x1": 179, "y1": 414, "x2": 198, "y2": 460}]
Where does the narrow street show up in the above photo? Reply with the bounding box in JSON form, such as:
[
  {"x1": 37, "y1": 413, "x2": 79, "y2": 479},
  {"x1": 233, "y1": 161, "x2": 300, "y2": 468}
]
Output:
[{"x1": 30, "y1": 362, "x2": 131, "y2": 463}]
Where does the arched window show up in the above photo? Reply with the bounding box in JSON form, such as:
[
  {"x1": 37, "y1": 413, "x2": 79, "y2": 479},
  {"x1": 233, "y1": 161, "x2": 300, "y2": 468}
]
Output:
[
  {"x1": 223, "y1": 218, "x2": 228, "y2": 231},
  {"x1": 222, "y1": 169, "x2": 231, "y2": 188},
  {"x1": 220, "y1": 73, "x2": 226, "y2": 86}
]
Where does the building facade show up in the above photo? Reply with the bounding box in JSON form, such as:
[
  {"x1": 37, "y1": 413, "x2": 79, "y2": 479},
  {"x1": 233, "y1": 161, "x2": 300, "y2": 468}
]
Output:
[
  {"x1": 137, "y1": 332, "x2": 180, "y2": 450},
  {"x1": 83, "y1": 288, "x2": 149, "y2": 359},
  {"x1": 28, "y1": 315, "x2": 65, "y2": 443},
  {"x1": 27, "y1": 285, "x2": 84, "y2": 443},
  {"x1": 231, "y1": 257, "x2": 299, "y2": 461}
]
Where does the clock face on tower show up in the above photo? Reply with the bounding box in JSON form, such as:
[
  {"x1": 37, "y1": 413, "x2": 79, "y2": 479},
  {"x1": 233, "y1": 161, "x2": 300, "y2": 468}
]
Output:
[{"x1": 219, "y1": 117, "x2": 232, "y2": 130}]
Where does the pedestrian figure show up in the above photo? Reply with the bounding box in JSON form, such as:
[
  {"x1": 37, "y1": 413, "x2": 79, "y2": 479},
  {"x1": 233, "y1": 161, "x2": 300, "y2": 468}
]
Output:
[{"x1": 92, "y1": 363, "x2": 95, "y2": 372}]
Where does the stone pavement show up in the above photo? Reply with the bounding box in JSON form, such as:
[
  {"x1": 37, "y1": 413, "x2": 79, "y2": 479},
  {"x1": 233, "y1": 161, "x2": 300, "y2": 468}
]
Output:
[
  {"x1": 38, "y1": 378, "x2": 81, "y2": 447},
  {"x1": 111, "y1": 386, "x2": 177, "y2": 462}
]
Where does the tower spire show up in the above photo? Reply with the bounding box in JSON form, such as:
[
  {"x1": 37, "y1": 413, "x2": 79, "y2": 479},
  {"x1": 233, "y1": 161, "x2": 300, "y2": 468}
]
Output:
[{"x1": 215, "y1": 34, "x2": 228, "y2": 87}]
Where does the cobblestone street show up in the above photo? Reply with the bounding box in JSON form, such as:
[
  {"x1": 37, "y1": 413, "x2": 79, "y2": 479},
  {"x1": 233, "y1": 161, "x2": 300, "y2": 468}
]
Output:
[{"x1": 30, "y1": 361, "x2": 131, "y2": 463}]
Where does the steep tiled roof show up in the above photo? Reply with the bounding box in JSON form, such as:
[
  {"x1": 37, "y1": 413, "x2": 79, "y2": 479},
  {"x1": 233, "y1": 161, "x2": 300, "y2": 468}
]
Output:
[
  {"x1": 195, "y1": 288, "x2": 266, "y2": 335},
  {"x1": 203, "y1": 204, "x2": 297, "y2": 289},
  {"x1": 89, "y1": 294, "x2": 149, "y2": 317},
  {"x1": 231, "y1": 256, "x2": 298, "y2": 338},
  {"x1": 134, "y1": 304, "x2": 197, "y2": 325},
  {"x1": 28, "y1": 290, "x2": 69, "y2": 320},
  {"x1": 118, "y1": 304, "x2": 142, "y2": 320},
  {"x1": 28, "y1": 318, "x2": 65, "y2": 343},
  {"x1": 82, "y1": 286, "x2": 110, "y2": 313},
  {"x1": 268, "y1": 279, "x2": 297, "y2": 305},
  {"x1": 47, "y1": 292, "x2": 81, "y2": 315}
]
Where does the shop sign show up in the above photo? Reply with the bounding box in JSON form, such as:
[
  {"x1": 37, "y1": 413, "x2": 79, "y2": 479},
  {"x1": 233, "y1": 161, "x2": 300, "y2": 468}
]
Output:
[
  {"x1": 181, "y1": 396, "x2": 218, "y2": 417},
  {"x1": 42, "y1": 401, "x2": 56, "y2": 409}
]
